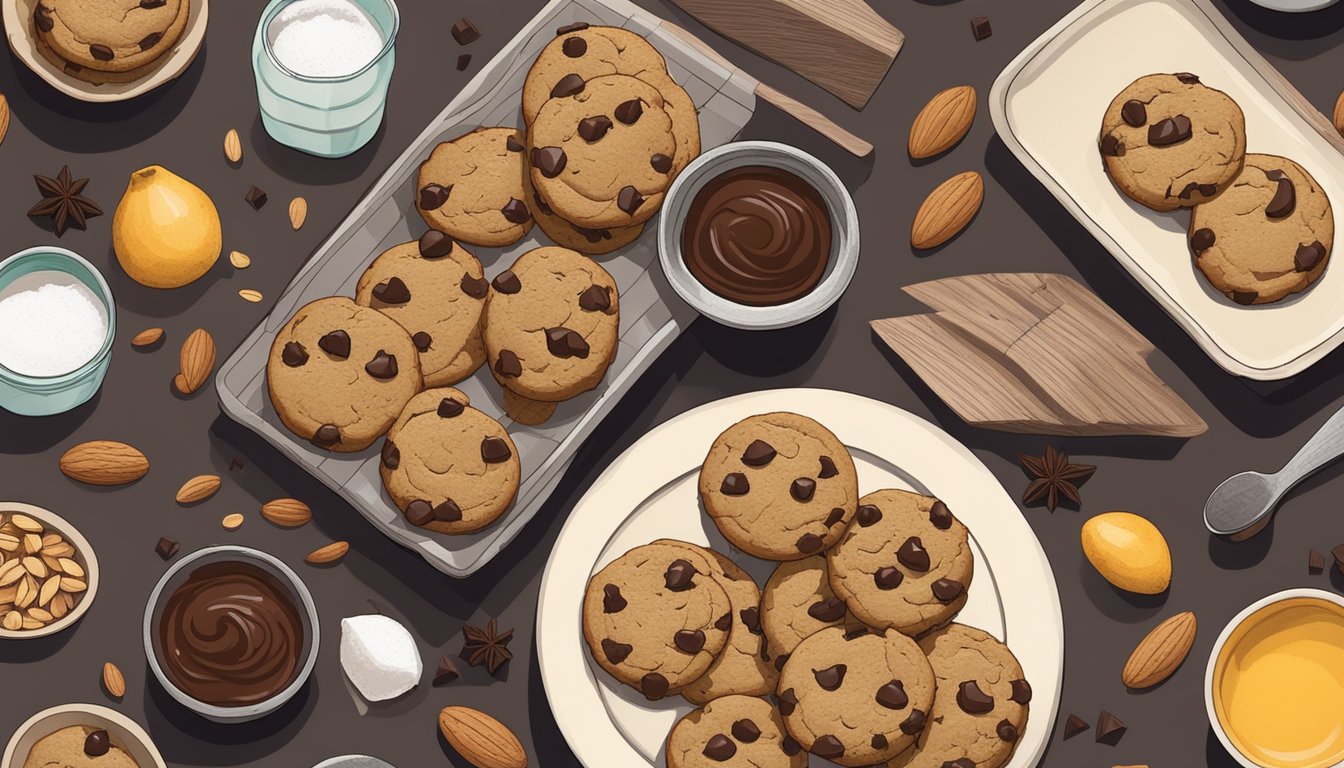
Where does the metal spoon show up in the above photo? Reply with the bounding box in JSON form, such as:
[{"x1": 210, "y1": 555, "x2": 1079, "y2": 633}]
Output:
[{"x1": 1205, "y1": 403, "x2": 1344, "y2": 540}]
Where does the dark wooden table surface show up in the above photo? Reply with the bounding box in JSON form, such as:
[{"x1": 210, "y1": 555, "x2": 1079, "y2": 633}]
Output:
[{"x1": 2, "y1": 0, "x2": 1343, "y2": 765}]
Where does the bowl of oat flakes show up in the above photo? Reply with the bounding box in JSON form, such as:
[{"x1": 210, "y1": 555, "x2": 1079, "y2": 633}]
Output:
[{"x1": 0, "y1": 502, "x2": 98, "y2": 639}]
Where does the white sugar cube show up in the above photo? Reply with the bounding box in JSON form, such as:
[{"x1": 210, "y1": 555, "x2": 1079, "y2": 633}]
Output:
[{"x1": 340, "y1": 614, "x2": 423, "y2": 702}]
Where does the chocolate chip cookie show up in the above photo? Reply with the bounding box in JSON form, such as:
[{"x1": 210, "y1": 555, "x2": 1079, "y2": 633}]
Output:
[
  {"x1": 700, "y1": 413, "x2": 859, "y2": 561},
  {"x1": 582, "y1": 541, "x2": 732, "y2": 700},
  {"x1": 531, "y1": 188, "x2": 644, "y2": 255},
  {"x1": 761, "y1": 556, "x2": 857, "y2": 669},
  {"x1": 827, "y1": 489, "x2": 974, "y2": 637},
  {"x1": 355, "y1": 231, "x2": 487, "y2": 387},
  {"x1": 667, "y1": 695, "x2": 807, "y2": 768},
  {"x1": 1189, "y1": 153, "x2": 1333, "y2": 305},
  {"x1": 777, "y1": 626, "x2": 936, "y2": 766},
  {"x1": 21, "y1": 725, "x2": 140, "y2": 768},
  {"x1": 1099, "y1": 73, "x2": 1246, "y2": 212},
  {"x1": 379, "y1": 388, "x2": 519, "y2": 534},
  {"x1": 267, "y1": 297, "x2": 423, "y2": 452},
  {"x1": 34, "y1": 0, "x2": 190, "y2": 77},
  {"x1": 482, "y1": 246, "x2": 620, "y2": 402},
  {"x1": 890, "y1": 624, "x2": 1032, "y2": 768},
  {"x1": 416, "y1": 127, "x2": 535, "y2": 247}
]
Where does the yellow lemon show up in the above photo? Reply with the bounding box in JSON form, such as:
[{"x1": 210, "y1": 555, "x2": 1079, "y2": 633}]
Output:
[
  {"x1": 113, "y1": 165, "x2": 221, "y2": 289},
  {"x1": 1081, "y1": 511, "x2": 1172, "y2": 594}
]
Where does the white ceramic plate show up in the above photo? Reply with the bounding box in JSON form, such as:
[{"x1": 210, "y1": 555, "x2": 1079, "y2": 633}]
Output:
[
  {"x1": 537, "y1": 388, "x2": 1063, "y2": 767},
  {"x1": 2, "y1": 704, "x2": 166, "y2": 768}
]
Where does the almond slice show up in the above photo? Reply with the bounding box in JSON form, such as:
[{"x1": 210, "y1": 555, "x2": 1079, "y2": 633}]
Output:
[
  {"x1": 224, "y1": 128, "x2": 243, "y2": 164},
  {"x1": 0, "y1": 533, "x2": 18, "y2": 552},
  {"x1": 59, "y1": 577, "x2": 87, "y2": 594},
  {"x1": 176, "y1": 474, "x2": 222, "y2": 504},
  {"x1": 239, "y1": 289, "x2": 263, "y2": 303},
  {"x1": 305, "y1": 541, "x2": 349, "y2": 565},
  {"x1": 289, "y1": 197, "x2": 308, "y2": 230},
  {"x1": 221, "y1": 513, "x2": 245, "y2": 530},
  {"x1": 9, "y1": 514, "x2": 42, "y2": 533},
  {"x1": 38, "y1": 576, "x2": 60, "y2": 607},
  {"x1": 909, "y1": 85, "x2": 977, "y2": 159},
  {"x1": 26, "y1": 607, "x2": 52, "y2": 623},
  {"x1": 57, "y1": 559, "x2": 83, "y2": 579},
  {"x1": 911, "y1": 171, "x2": 984, "y2": 250},
  {"x1": 22, "y1": 533, "x2": 41, "y2": 554},
  {"x1": 229, "y1": 250, "x2": 251, "y2": 269},
  {"x1": 2, "y1": 610, "x2": 21, "y2": 630},
  {"x1": 21, "y1": 556, "x2": 47, "y2": 579}
]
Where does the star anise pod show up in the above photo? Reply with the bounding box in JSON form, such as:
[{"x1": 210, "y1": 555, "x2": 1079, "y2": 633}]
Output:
[
  {"x1": 1019, "y1": 445, "x2": 1096, "y2": 511},
  {"x1": 461, "y1": 618, "x2": 513, "y2": 675},
  {"x1": 28, "y1": 165, "x2": 102, "y2": 237}
]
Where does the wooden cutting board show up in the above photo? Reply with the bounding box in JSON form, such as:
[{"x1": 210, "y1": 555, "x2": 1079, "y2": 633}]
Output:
[
  {"x1": 670, "y1": 0, "x2": 903, "y2": 109},
  {"x1": 871, "y1": 273, "x2": 1207, "y2": 438}
]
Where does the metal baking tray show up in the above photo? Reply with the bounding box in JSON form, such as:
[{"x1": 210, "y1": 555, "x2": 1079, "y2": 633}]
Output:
[{"x1": 216, "y1": 0, "x2": 756, "y2": 577}]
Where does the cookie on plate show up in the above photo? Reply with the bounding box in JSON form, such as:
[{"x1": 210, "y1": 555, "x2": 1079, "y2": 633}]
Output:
[
  {"x1": 1099, "y1": 73, "x2": 1246, "y2": 212},
  {"x1": 667, "y1": 695, "x2": 806, "y2": 768},
  {"x1": 531, "y1": 188, "x2": 645, "y2": 255},
  {"x1": 582, "y1": 540, "x2": 732, "y2": 700},
  {"x1": 416, "y1": 127, "x2": 535, "y2": 247},
  {"x1": 355, "y1": 231, "x2": 487, "y2": 387},
  {"x1": 379, "y1": 388, "x2": 519, "y2": 534},
  {"x1": 1189, "y1": 153, "x2": 1333, "y2": 305},
  {"x1": 699, "y1": 413, "x2": 859, "y2": 561},
  {"x1": 267, "y1": 297, "x2": 423, "y2": 452},
  {"x1": 21, "y1": 725, "x2": 139, "y2": 768},
  {"x1": 482, "y1": 246, "x2": 620, "y2": 402},
  {"x1": 827, "y1": 489, "x2": 974, "y2": 637},
  {"x1": 777, "y1": 626, "x2": 936, "y2": 766},
  {"x1": 890, "y1": 623, "x2": 1032, "y2": 768},
  {"x1": 34, "y1": 0, "x2": 190, "y2": 77},
  {"x1": 761, "y1": 556, "x2": 856, "y2": 668}
]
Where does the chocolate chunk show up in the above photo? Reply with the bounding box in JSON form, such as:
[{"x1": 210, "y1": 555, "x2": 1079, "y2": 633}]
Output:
[
  {"x1": 432, "y1": 499, "x2": 462, "y2": 522},
  {"x1": 675, "y1": 629, "x2": 706, "y2": 654},
  {"x1": 420, "y1": 229, "x2": 456, "y2": 258},
  {"x1": 532, "y1": 146, "x2": 568, "y2": 178},
  {"x1": 811, "y1": 735, "x2": 844, "y2": 760},
  {"x1": 556, "y1": 22, "x2": 590, "y2": 34},
  {"x1": 364, "y1": 350, "x2": 398, "y2": 379},
  {"x1": 155, "y1": 537, "x2": 179, "y2": 560},
  {"x1": 1264, "y1": 170, "x2": 1296, "y2": 219},
  {"x1": 790, "y1": 478, "x2": 816, "y2": 501},
  {"x1": 404, "y1": 500, "x2": 434, "y2": 526},
  {"x1": 282, "y1": 341, "x2": 309, "y2": 367},
  {"x1": 957, "y1": 680, "x2": 995, "y2": 713},
  {"x1": 814, "y1": 663, "x2": 846, "y2": 690},
  {"x1": 665, "y1": 559, "x2": 697, "y2": 591},
  {"x1": 1148, "y1": 115, "x2": 1192, "y2": 146},
  {"x1": 601, "y1": 638, "x2": 632, "y2": 664},
  {"x1": 1191, "y1": 228, "x2": 1216, "y2": 254},
  {"x1": 433, "y1": 655, "x2": 460, "y2": 686},
  {"x1": 481, "y1": 436, "x2": 512, "y2": 463},
  {"x1": 1309, "y1": 548, "x2": 1326, "y2": 574},
  {"x1": 438, "y1": 398, "x2": 465, "y2": 418},
  {"x1": 970, "y1": 15, "x2": 992, "y2": 40},
  {"x1": 551, "y1": 73, "x2": 586, "y2": 98},
  {"x1": 579, "y1": 115, "x2": 614, "y2": 142},
  {"x1": 856, "y1": 504, "x2": 882, "y2": 526},
  {"x1": 773, "y1": 653, "x2": 789, "y2": 671},
  {"x1": 1296, "y1": 241, "x2": 1326, "y2": 272},
  {"x1": 804, "y1": 598, "x2": 843, "y2": 623},
  {"x1": 876, "y1": 680, "x2": 908, "y2": 709},
  {"x1": 381, "y1": 440, "x2": 400, "y2": 469},
  {"x1": 1064, "y1": 713, "x2": 1089, "y2": 738},
  {"x1": 545, "y1": 327, "x2": 590, "y2": 359},
  {"x1": 451, "y1": 17, "x2": 480, "y2": 45},
  {"x1": 900, "y1": 709, "x2": 927, "y2": 735},
  {"x1": 495, "y1": 350, "x2": 522, "y2": 377},
  {"x1": 456, "y1": 54, "x2": 471, "y2": 71},
  {"x1": 1121, "y1": 99, "x2": 1147, "y2": 127},
  {"x1": 740, "y1": 606, "x2": 761, "y2": 632},
  {"x1": 824, "y1": 507, "x2": 845, "y2": 526},
  {"x1": 932, "y1": 578, "x2": 965, "y2": 602},
  {"x1": 741, "y1": 439, "x2": 776, "y2": 466},
  {"x1": 419, "y1": 183, "x2": 451, "y2": 210},
  {"x1": 579, "y1": 284, "x2": 612, "y2": 312},
  {"x1": 602, "y1": 584, "x2": 626, "y2": 612},
  {"x1": 732, "y1": 719, "x2": 761, "y2": 743},
  {"x1": 1096, "y1": 710, "x2": 1126, "y2": 744},
  {"x1": 929, "y1": 500, "x2": 953, "y2": 529},
  {"x1": 781, "y1": 736, "x2": 802, "y2": 756},
  {"x1": 1232, "y1": 290, "x2": 1258, "y2": 305},
  {"x1": 897, "y1": 537, "x2": 930, "y2": 571},
  {"x1": 1010, "y1": 679, "x2": 1033, "y2": 704},
  {"x1": 818, "y1": 456, "x2": 839, "y2": 478},
  {"x1": 641, "y1": 672, "x2": 669, "y2": 700},
  {"x1": 777, "y1": 688, "x2": 798, "y2": 716},
  {"x1": 563, "y1": 36, "x2": 588, "y2": 58},
  {"x1": 702, "y1": 734, "x2": 735, "y2": 761},
  {"x1": 1333, "y1": 543, "x2": 1344, "y2": 574},
  {"x1": 492, "y1": 269, "x2": 522, "y2": 294},
  {"x1": 1175, "y1": 72, "x2": 1200, "y2": 83},
  {"x1": 84, "y1": 729, "x2": 110, "y2": 757},
  {"x1": 1100, "y1": 134, "x2": 1125, "y2": 157},
  {"x1": 140, "y1": 32, "x2": 162, "y2": 51},
  {"x1": 532, "y1": 191, "x2": 554, "y2": 216},
  {"x1": 142, "y1": 0, "x2": 167, "y2": 7},
  {"x1": 372, "y1": 276, "x2": 411, "y2": 304},
  {"x1": 796, "y1": 532, "x2": 823, "y2": 554},
  {"x1": 617, "y1": 186, "x2": 645, "y2": 215},
  {"x1": 312, "y1": 424, "x2": 341, "y2": 447},
  {"x1": 715, "y1": 612, "x2": 732, "y2": 631},
  {"x1": 721, "y1": 472, "x2": 749, "y2": 495},
  {"x1": 506, "y1": 135, "x2": 524, "y2": 152},
  {"x1": 412, "y1": 332, "x2": 432, "y2": 352},
  {"x1": 1177, "y1": 182, "x2": 1218, "y2": 200},
  {"x1": 34, "y1": 6, "x2": 53, "y2": 32},
  {"x1": 997, "y1": 719, "x2": 1019, "y2": 741},
  {"x1": 651, "y1": 153, "x2": 674, "y2": 174},
  {"x1": 90, "y1": 44, "x2": 114, "y2": 61},
  {"x1": 245, "y1": 185, "x2": 268, "y2": 210},
  {"x1": 459, "y1": 273, "x2": 489, "y2": 299},
  {"x1": 614, "y1": 98, "x2": 644, "y2": 124},
  {"x1": 501, "y1": 198, "x2": 531, "y2": 224},
  {"x1": 874, "y1": 566, "x2": 904, "y2": 590}
]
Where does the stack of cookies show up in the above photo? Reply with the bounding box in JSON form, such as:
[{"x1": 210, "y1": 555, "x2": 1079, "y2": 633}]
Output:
[
  {"x1": 582, "y1": 412, "x2": 1032, "y2": 768},
  {"x1": 32, "y1": 0, "x2": 191, "y2": 85},
  {"x1": 1100, "y1": 72, "x2": 1334, "y2": 305}
]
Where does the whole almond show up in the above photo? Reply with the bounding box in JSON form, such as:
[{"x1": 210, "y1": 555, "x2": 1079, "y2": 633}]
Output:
[
  {"x1": 438, "y1": 706, "x2": 528, "y2": 768},
  {"x1": 1122, "y1": 611, "x2": 1197, "y2": 689},
  {"x1": 305, "y1": 541, "x2": 349, "y2": 565},
  {"x1": 102, "y1": 662, "x2": 126, "y2": 698},
  {"x1": 289, "y1": 197, "x2": 308, "y2": 230},
  {"x1": 177, "y1": 328, "x2": 216, "y2": 394},
  {"x1": 224, "y1": 128, "x2": 243, "y2": 164},
  {"x1": 176, "y1": 474, "x2": 221, "y2": 504},
  {"x1": 262, "y1": 498, "x2": 312, "y2": 528},
  {"x1": 0, "y1": 94, "x2": 9, "y2": 147},
  {"x1": 911, "y1": 171, "x2": 984, "y2": 249},
  {"x1": 909, "y1": 85, "x2": 976, "y2": 159},
  {"x1": 131, "y1": 327, "x2": 164, "y2": 348},
  {"x1": 60, "y1": 441, "x2": 150, "y2": 486}
]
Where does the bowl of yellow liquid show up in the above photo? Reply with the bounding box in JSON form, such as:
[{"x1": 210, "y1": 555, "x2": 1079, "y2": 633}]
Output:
[{"x1": 1207, "y1": 589, "x2": 1344, "y2": 768}]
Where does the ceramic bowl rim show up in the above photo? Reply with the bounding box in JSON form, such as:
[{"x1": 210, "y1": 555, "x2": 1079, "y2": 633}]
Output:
[
  {"x1": 1, "y1": 703, "x2": 167, "y2": 768},
  {"x1": 0, "y1": 501, "x2": 100, "y2": 640}
]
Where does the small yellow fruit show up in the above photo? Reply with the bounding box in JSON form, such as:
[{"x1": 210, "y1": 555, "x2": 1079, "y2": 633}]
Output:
[
  {"x1": 113, "y1": 165, "x2": 222, "y2": 289},
  {"x1": 1082, "y1": 512, "x2": 1172, "y2": 594}
]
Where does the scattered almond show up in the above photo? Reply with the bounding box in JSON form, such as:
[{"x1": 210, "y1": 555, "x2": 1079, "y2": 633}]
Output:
[
  {"x1": 1122, "y1": 611, "x2": 1197, "y2": 689},
  {"x1": 223, "y1": 128, "x2": 243, "y2": 164},
  {"x1": 261, "y1": 498, "x2": 312, "y2": 528},
  {"x1": 0, "y1": 94, "x2": 9, "y2": 147},
  {"x1": 305, "y1": 541, "x2": 349, "y2": 565},
  {"x1": 438, "y1": 706, "x2": 528, "y2": 768},
  {"x1": 131, "y1": 327, "x2": 164, "y2": 348},
  {"x1": 176, "y1": 474, "x2": 221, "y2": 504},
  {"x1": 289, "y1": 197, "x2": 307, "y2": 230},
  {"x1": 229, "y1": 250, "x2": 251, "y2": 269},
  {"x1": 239, "y1": 289, "x2": 263, "y2": 303},
  {"x1": 909, "y1": 85, "x2": 976, "y2": 159},
  {"x1": 59, "y1": 441, "x2": 150, "y2": 486},
  {"x1": 176, "y1": 328, "x2": 216, "y2": 395},
  {"x1": 102, "y1": 662, "x2": 126, "y2": 698},
  {"x1": 221, "y1": 513, "x2": 245, "y2": 530},
  {"x1": 911, "y1": 171, "x2": 983, "y2": 250}
]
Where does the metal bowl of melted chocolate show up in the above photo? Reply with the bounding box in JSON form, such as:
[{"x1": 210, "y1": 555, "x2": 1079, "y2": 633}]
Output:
[
  {"x1": 659, "y1": 141, "x2": 859, "y2": 329},
  {"x1": 143, "y1": 545, "x2": 319, "y2": 723}
]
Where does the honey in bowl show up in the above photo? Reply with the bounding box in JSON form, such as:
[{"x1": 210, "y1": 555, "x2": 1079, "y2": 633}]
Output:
[{"x1": 1213, "y1": 596, "x2": 1344, "y2": 768}]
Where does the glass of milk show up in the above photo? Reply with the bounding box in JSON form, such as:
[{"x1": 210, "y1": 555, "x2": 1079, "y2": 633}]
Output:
[
  {"x1": 252, "y1": 0, "x2": 399, "y2": 158},
  {"x1": 0, "y1": 247, "x2": 116, "y2": 417}
]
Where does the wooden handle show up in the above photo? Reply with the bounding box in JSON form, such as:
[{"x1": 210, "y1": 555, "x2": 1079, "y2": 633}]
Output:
[{"x1": 660, "y1": 22, "x2": 874, "y2": 158}]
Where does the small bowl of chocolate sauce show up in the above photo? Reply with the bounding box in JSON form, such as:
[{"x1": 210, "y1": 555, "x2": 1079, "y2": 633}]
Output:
[{"x1": 659, "y1": 141, "x2": 859, "y2": 329}]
